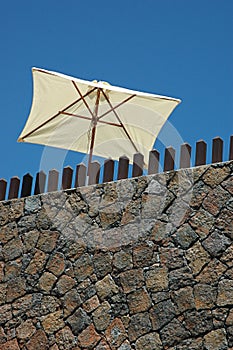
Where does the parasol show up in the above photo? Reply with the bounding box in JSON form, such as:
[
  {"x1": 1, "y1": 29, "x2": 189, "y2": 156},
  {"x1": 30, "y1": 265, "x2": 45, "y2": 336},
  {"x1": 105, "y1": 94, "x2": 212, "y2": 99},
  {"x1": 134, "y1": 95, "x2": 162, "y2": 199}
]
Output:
[{"x1": 18, "y1": 68, "x2": 181, "y2": 170}]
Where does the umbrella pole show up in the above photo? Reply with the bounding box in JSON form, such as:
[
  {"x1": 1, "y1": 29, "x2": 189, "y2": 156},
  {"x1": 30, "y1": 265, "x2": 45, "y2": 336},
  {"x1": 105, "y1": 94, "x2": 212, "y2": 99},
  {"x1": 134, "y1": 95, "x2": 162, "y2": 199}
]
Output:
[
  {"x1": 87, "y1": 89, "x2": 101, "y2": 177},
  {"x1": 87, "y1": 124, "x2": 96, "y2": 176}
]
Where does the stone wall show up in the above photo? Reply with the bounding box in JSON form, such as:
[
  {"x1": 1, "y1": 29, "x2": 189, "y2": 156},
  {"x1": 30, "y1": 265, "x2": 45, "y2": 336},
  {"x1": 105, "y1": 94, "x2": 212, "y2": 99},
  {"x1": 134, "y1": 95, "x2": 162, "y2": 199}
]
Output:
[{"x1": 0, "y1": 161, "x2": 232, "y2": 350}]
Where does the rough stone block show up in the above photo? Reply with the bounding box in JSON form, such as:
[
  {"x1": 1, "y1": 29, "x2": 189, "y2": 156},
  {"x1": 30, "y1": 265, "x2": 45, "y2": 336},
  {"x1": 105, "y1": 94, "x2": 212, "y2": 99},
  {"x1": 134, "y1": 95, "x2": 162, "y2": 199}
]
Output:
[
  {"x1": 171, "y1": 286, "x2": 195, "y2": 313},
  {"x1": 193, "y1": 283, "x2": 217, "y2": 310},
  {"x1": 204, "y1": 328, "x2": 228, "y2": 350},
  {"x1": 0, "y1": 222, "x2": 18, "y2": 244},
  {"x1": 185, "y1": 241, "x2": 210, "y2": 275},
  {"x1": 74, "y1": 253, "x2": 94, "y2": 282},
  {"x1": 2, "y1": 237, "x2": 23, "y2": 261},
  {"x1": 128, "y1": 312, "x2": 152, "y2": 342},
  {"x1": 83, "y1": 295, "x2": 100, "y2": 313},
  {"x1": 202, "y1": 166, "x2": 230, "y2": 187},
  {"x1": 117, "y1": 340, "x2": 131, "y2": 350},
  {"x1": 113, "y1": 249, "x2": 133, "y2": 270},
  {"x1": 92, "y1": 301, "x2": 111, "y2": 331},
  {"x1": 226, "y1": 310, "x2": 233, "y2": 326},
  {"x1": 119, "y1": 268, "x2": 144, "y2": 294},
  {"x1": 56, "y1": 275, "x2": 76, "y2": 295},
  {"x1": 6, "y1": 277, "x2": 26, "y2": 302},
  {"x1": 36, "y1": 230, "x2": 59, "y2": 253},
  {"x1": 67, "y1": 308, "x2": 90, "y2": 335},
  {"x1": 217, "y1": 279, "x2": 233, "y2": 306},
  {"x1": 41, "y1": 310, "x2": 65, "y2": 335},
  {"x1": 222, "y1": 175, "x2": 233, "y2": 195},
  {"x1": 135, "y1": 332, "x2": 162, "y2": 350},
  {"x1": 93, "y1": 251, "x2": 112, "y2": 278},
  {"x1": 145, "y1": 267, "x2": 169, "y2": 292},
  {"x1": 25, "y1": 249, "x2": 47, "y2": 275},
  {"x1": 0, "y1": 326, "x2": 6, "y2": 344},
  {"x1": 0, "y1": 261, "x2": 5, "y2": 283},
  {"x1": 99, "y1": 204, "x2": 121, "y2": 229},
  {"x1": 26, "y1": 329, "x2": 49, "y2": 350},
  {"x1": 189, "y1": 209, "x2": 215, "y2": 239},
  {"x1": 0, "y1": 304, "x2": 12, "y2": 324},
  {"x1": 173, "y1": 224, "x2": 198, "y2": 249},
  {"x1": 25, "y1": 196, "x2": 41, "y2": 213},
  {"x1": 160, "y1": 247, "x2": 184, "y2": 269},
  {"x1": 203, "y1": 186, "x2": 230, "y2": 216},
  {"x1": 55, "y1": 326, "x2": 76, "y2": 349},
  {"x1": 189, "y1": 180, "x2": 209, "y2": 208},
  {"x1": 0, "y1": 338, "x2": 20, "y2": 350},
  {"x1": 0, "y1": 204, "x2": 9, "y2": 226},
  {"x1": 202, "y1": 231, "x2": 231, "y2": 257},
  {"x1": 121, "y1": 198, "x2": 141, "y2": 225},
  {"x1": 78, "y1": 323, "x2": 101, "y2": 348},
  {"x1": 132, "y1": 242, "x2": 154, "y2": 267},
  {"x1": 127, "y1": 288, "x2": 152, "y2": 314},
  {"x1": 150, "y1": 299, "x2": 177, "y2": 330},
  {"x1": 46, "y1": 252, "x2": 66, "y2": 277},
  {"x1": 16, "y1": 320, "x2": 36, "y2": 340},
  {"x1": 150, "y1": 220, "x2": 173, "y2": 243},
  {"x1": 0, "y1": 283, "x2": 6, "y2": 306},
  {"x1": 22, "y1": 230, "x2": 40, "y2": 253},
  {"x1": 12, "y1": 294, "x2": 33, "y2": 317},
  {"x1": 62, "y1": 289, "x2": 82, "y2": 317},
  {"x1": 196, "y1": 258, "x2": 227, "y2": 285},
  {"x1": 95, "y1": 274, "x2": 118, "y2": 300},
  {"x1": 38, "y1": 272, "x2": 57, "y2": 293},
  {"x1": 4, "y1": 259, "x2": 22, "y2": 283},
  {"x1": 105, "y1": 317, "x2": 127, "y2": 348},
  {"x1": 184, "y1": 309, "x2": 213, "y2": 337},
  {"x1": 160, "y1": 319, "x2": 190, "y2": 347},
  {"x1": 96, "y1": 339, "x2": 111, "y2": 349},
  {"x1": 216, "y1": 207, "x2": 233, "y2": 239}
]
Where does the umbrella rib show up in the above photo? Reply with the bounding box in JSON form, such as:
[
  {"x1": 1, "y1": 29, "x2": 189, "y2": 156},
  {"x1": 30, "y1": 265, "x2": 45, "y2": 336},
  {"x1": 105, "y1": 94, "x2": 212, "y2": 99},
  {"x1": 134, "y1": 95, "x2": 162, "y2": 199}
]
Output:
[
  {"x1": 100, "y1": 89, "x2": 139, "y2": 153},
  {"x1": 62, "y1": 112, "x2": 122, "y2": 127},
  {"x1": 20, "y1": 87, "x2": 97, "y2": 140},
  {"x1": 72, "y1": 81, "x2": 95, "y2": 119},
  {"x1": 97, "y1": 94, "x2": 136, "y2": 120}
]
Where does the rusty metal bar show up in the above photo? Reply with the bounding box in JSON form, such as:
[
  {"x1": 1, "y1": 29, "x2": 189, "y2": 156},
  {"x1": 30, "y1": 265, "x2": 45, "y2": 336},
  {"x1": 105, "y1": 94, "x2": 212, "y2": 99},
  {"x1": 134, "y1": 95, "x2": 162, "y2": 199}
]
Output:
[
  {"x1": 164, "y1": 147, "x2": 175, "y2": 171},
  {"x1": 132, "y1": 153, "x2": 144, "y2": 177},
  {"x1": 62, "y1": 166, "x2": 73, "y2": 190},
  {"x1": 118, "y1": 156, "x2": 129, "y2": 180},
  {"x1": 88, "y1": 162, "x2": 100, "y2": 185},
  {"x1": 103, "y1": 159, "x2": 114, "y2": 183},
  {"x1": 148, "y1": 149, "x2": 160, "y2": 175},
  {"x1": 0, "y1": 179, "x2": 7, "y2": 201},
  {"x1": 212, "y1": 137, "x2": 223, "y2": 163},
  {"x1": 230, "y1": 135, "x2": 233, "y2": 161},
  {"x1": 75, "y1": 164, "x2": 86, "y2": 187},
  {"x1": 47, "y1": 169, "x2": 59, "y2": 192},
  {"x1": 195, "y1": 140, "x2": 207, "y2": 166},
  {"x1": 180, "y1": 143, "x2": 191, "y2": 169},
  {"x1": 21, "y1": 173, "x2": 33, "y2": 198},
  {"x1": 34, "y1": 171, "x2": 46, "y2": 195},
  {"x1": 8, "y1": 177, "x2": 20, "y2": 200}
]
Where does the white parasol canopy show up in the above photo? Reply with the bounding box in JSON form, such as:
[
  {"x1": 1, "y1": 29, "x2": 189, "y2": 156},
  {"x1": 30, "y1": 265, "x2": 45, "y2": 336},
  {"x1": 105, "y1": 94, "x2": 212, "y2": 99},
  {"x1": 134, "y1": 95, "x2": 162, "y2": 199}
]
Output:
[{"x1": 18, "y1": 68, "x2": 181, "y2": 168}]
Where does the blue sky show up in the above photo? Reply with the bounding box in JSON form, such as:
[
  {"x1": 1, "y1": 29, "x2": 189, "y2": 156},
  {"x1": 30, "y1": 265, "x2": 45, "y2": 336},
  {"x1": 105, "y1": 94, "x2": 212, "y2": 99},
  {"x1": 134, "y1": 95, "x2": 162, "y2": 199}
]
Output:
[{"x1": 0, "y1": 0, "x2": 232, "y2": 187}]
